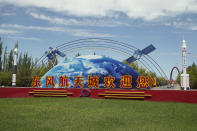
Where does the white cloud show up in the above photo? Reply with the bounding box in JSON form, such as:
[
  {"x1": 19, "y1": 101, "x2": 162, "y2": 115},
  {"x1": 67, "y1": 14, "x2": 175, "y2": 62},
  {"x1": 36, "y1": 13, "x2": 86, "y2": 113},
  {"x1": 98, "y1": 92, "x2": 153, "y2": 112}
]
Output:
[
  {"x1": 1, "y1": 12, "x2": 16, "y2": 16},
  {"x1": 0, "y1": 24, "x2": 66, "y2": 32},
  {"x1": 1, "y1": 0, "x2": 197, "y2": 20},
  {"x1": 157, "y1": 52, "x2": 180, "y2": 56},
  {"x1": 0, "y1": 24, "x2": 113, "y2": 37},
  {"x1": 0, "y1": 28, "x2": 20, "y2": 34},
  {"x1": 165, "y1": 21, "x2": 197, "y2": 31},
  {"x1": 7, "y1": 36, "x2": 40, "y2": 41},
  {"x1": 29, "y1": 12, "x2": 128, "y2": 27},
  {"x1": 72, "y1": 30, "x2": 113, "y2": 37}
]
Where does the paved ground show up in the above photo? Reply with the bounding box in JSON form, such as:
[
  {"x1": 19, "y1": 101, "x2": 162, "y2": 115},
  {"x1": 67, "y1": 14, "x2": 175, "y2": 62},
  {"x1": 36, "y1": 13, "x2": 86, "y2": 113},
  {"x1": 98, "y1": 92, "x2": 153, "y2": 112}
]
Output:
[{"x1": 152, "y1": 84, "x2": 181, "y2": 90}]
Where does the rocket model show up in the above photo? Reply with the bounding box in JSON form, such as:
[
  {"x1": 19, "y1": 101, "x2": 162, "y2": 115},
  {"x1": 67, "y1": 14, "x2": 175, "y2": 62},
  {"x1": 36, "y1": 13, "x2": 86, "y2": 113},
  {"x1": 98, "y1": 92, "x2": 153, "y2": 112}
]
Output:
[
  {"x1": 181, "y1": 40, "x2": 190, "y2": 90},
  {"x1": 12, "y1": 48, "x2": 18, "y2": 86}
]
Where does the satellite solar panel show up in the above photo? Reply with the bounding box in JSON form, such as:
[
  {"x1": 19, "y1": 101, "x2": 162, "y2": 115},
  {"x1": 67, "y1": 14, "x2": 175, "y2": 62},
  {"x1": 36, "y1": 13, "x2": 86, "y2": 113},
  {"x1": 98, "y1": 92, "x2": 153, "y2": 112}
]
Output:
[
  {"x1": 55, "y1": 50, "x2": 66, "y2": 57},
  {"x1": 49, "y1": 47, "x2": 53, "y2": 50},
  {"x1": 141, "y1": 44, "x2": 156, "y2": 55},
  {"x1": 126, "y1": 56, "x2": 137, "y2": 63},
  {"x1": 47, "y1": 54, "x2": 54, "y2": 60}
]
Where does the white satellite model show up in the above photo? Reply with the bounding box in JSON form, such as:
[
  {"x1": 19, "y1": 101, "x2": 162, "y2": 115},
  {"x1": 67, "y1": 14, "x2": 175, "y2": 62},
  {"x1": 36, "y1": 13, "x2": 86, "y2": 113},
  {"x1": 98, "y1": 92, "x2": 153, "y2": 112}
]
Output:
[
  {"x1": 45, "y1": 47, "x2": 66, "y2": 60},
  {"x1": 126, "y1": 44, "x2": 156, "y2": 63}
]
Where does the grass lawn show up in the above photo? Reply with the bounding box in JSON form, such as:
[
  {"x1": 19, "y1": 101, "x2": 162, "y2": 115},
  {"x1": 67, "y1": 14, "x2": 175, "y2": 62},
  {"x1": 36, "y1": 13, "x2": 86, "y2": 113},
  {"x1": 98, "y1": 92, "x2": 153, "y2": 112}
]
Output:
[{"x1": 0, "y1": 98, "x2": 197, "y2": 131}]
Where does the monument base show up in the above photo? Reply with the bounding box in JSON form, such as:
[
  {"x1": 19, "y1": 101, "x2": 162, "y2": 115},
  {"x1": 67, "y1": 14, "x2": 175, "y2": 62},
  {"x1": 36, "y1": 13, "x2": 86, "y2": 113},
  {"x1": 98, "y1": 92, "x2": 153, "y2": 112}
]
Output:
[{"x1": 0, "y1": 87, "x2": 197, "y2": 104}]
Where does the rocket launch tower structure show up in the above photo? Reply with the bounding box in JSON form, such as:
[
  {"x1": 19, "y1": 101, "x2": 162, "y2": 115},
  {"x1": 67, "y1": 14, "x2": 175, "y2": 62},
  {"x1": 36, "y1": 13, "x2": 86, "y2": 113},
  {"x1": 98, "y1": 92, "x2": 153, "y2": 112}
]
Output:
[{"x1": 181, "y1": 40, "x2": 190, "y2": 90}]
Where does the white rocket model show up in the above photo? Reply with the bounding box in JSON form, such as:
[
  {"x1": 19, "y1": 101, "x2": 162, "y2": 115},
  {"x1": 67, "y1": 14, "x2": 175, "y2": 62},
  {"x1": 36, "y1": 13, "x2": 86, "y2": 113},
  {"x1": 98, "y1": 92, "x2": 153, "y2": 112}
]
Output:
[
  {"x1": 181, "y1": 40, "x2": 190, "y2": 90},
  {"x1": 12, "y1": 48, "x2": 18, "y2": 86}
]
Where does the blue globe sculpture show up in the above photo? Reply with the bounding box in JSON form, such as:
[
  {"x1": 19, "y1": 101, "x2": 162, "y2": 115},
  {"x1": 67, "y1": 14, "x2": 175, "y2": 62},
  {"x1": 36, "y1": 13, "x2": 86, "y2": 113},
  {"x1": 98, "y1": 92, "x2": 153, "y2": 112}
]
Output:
[{"x1": 41, "y1": 55, "x2": 139, "y2": 88}]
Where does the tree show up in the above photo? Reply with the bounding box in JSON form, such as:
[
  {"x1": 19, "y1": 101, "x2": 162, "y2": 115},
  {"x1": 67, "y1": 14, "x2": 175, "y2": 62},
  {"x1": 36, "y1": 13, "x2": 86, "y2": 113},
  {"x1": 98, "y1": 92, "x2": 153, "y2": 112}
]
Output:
[
  {"x1": 0, "y1": 39, "x2": 2, "y2": 71},
  {"x1": 3, "y1": 46, "x2": 7, "y2": 72},
  {"x1": 18, "y1": 52, "x2": 22, "y2": 66},
  {"x1": 122, "y1": 60, "x2": 139, "y2": 72},
  {"x1": 0, "y1": 71, "x2": 12, "y2": 86},
  {"x1": 187, "y1": 63, "x2": 197, "y2": 89},
  {"x1": 47, "y1": 54, "x2": 58, "y2": 70},
  {"x1": 16, "y1": 53, "x2": 33, "y2": 87},
  {"x1": 176, "y1": 62, "x2": 197, "y2": 89},
  {"x1": 15, "y1": 41, "x2": 18, "y2": 49},
  {"x1": 123, "y1": 60, "x2": 168, "y2": 86},
  {"x1": 8, "y1": 49, "x2": 13, "y2": 71}
]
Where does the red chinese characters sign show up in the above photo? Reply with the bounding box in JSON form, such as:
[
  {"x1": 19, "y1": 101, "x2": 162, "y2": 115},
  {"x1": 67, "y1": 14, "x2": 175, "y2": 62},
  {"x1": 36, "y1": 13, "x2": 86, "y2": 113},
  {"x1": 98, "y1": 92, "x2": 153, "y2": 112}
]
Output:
[
  {"x1": 136, "y1": 76, "x2": 156, "y2": 89},
  {"x1": 46, "y1": 76, "x2": 55, "y2": 87},
  {"x1": 59, "y1": 76, "x2": 69, "y2": 88},
  {"x1": 120, "y1": 75, "x2": 132, "y2": 88},
  {"x1": 73, "y1": 76, "x2": 84, "y2": 88},
  {"x1": 88, "y1": 75, "x2": 99, "y2": 88},
  {"x1": 32, "y1": 76, "x2": 41, "y2": 87},
  {"x1": 32, "y1": 75, "x2": 156, "y2": 88},
  {"x1": 104, "y1": 75, "x2": 115, "y2": 88}
]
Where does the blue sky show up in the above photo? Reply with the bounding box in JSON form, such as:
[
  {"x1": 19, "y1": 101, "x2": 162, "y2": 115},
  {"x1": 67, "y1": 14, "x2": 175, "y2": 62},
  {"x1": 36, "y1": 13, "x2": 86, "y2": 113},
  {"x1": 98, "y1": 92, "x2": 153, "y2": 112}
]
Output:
[{"x1": 0, "y1": 0, "x2": 197, "y2": 79}]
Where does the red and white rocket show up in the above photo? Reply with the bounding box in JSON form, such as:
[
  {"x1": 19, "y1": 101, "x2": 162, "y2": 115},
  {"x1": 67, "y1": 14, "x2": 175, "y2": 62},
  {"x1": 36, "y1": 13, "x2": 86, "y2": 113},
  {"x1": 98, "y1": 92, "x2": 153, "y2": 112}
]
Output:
[
  {"x1": 12, "y1": 48, "x2": 18, "y2": 86},
  {"x1": 181, "y1": 40, "x2": 190, "y2": 90}
]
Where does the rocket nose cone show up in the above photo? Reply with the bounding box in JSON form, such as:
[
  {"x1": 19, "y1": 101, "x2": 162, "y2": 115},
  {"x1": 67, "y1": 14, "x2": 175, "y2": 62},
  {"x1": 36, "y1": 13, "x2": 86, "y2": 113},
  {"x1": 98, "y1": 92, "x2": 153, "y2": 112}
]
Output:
[
  {"x1": 182, "y1": 40, "x2": 186, "y2": 48},
  {"x1": 14, "y1": 48, "x2": 18, "y2": 54}
]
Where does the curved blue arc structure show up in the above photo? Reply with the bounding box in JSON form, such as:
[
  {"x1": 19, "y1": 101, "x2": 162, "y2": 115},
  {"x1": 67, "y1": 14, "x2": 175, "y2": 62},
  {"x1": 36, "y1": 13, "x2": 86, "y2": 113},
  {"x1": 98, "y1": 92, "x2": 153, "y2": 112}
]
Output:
[
  {"x1": 32, "y1": 38, "x2": 169, "y2": 87},
  {"x1": 41, "y1": 45, "x2": 154, "y2": 77}
]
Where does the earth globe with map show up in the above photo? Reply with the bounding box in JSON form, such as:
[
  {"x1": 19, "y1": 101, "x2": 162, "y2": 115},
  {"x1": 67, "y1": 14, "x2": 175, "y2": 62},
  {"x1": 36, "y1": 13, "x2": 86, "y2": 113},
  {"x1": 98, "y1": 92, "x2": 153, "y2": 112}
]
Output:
[{"x1": 40, "y1": 55, "x2": 139, "y2": 88}]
